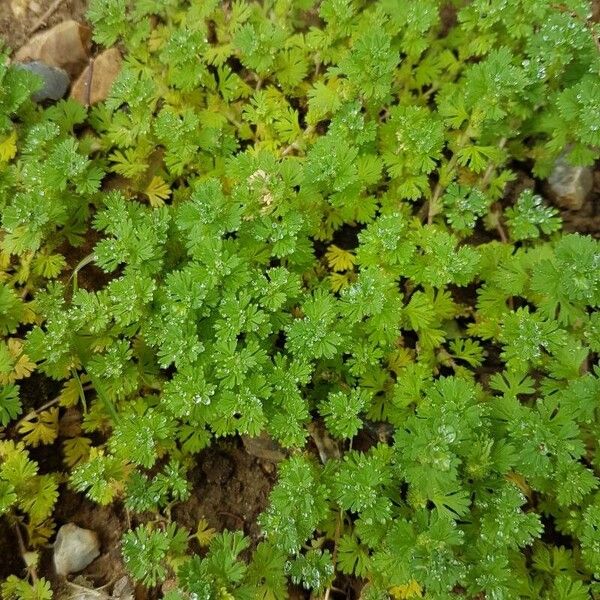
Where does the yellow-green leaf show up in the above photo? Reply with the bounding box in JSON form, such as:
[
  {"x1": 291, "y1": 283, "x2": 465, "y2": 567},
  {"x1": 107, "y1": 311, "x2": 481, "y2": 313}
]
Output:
[
  {"x1": 19, "y1": 408, "x2": 59, "y2": 447},
  {"x1": 194, "y1": 517, "x2": 216, "y2": 547},
  {"x1": 58, "y1": 379, "x2": 79, "y2": 408},
  {"x1": 145, "y1": 176, "x2": 172, "y2": 207},
  {"x1": 325, "y1": 245, "x2": 356, "y2": 272},
  {"x1": 63, "y1": 436, "x2": 92, "y2": 467},
  {"x1": 0, "y1": 130, "x2": 17, "y2": 162}
]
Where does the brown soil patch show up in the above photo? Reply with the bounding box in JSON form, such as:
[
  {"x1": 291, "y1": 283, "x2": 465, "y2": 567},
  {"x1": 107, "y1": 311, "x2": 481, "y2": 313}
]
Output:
[
  {"x1": 43, "y1": 488, "x2": 128, "y2": 592},
  {"x1": 17, "y1": 439, "x2": 277, "y2": 592},
  {"x1": 0, "y1": 0, "x2": 88, "y2": 52},
  {"x1": 0, "y1": 519, "x2": 25, "y2": 580},
  {"x1": 173, "y1": 440, "x2": 278, "y2": 548}
]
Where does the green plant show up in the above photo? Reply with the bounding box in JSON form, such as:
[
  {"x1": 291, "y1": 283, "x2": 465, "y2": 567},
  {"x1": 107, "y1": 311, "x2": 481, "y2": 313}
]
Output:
[
  {"x1": 1, "y1": 0, "x2": 600, "y2": 598},
  {"x1": 0, "y1": 441, "x2": 57, "y2": 595}
]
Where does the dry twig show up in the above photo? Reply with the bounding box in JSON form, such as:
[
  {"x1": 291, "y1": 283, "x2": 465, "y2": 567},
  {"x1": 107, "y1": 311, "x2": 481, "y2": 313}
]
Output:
[
  {"x1": 28, "y1": 0, "x2": 68, "y2": 34},
  {"x1": 14, "y1": 522, "x2": 39, "y2": 582}
]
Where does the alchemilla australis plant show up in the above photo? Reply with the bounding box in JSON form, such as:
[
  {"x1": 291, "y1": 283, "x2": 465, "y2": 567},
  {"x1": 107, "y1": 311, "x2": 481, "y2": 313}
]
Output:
[{"x1": 1, "y1": 0, "x2": 600, "y2": 598}]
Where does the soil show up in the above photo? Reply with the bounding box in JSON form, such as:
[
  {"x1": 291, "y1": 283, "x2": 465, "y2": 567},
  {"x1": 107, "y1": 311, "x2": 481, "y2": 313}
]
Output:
[
  {"x1": 58, "y1": 227, "x2": 113, "y2": 293},
  {"x1": 44, "y1": 489, "x2": 129, "y2": 593},
  {"x1": 0, "y1": 0, "x2": 88, "y2": 51},
  {"x1": 173, "y1": 440, "x2": 277, "y2": 546},
  {"x1": 0, "y1": 519, "x2": 25, "y2": 580}
]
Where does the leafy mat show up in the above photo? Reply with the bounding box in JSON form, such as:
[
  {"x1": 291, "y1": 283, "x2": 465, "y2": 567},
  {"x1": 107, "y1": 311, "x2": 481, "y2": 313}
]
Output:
[{"x1": 1, "y1": 0, "x2": 600, "y2": 598}]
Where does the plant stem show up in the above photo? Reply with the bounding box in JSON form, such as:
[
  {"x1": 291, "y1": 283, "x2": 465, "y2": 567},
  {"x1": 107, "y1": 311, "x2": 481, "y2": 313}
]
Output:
[
  {"x1": 15, "y1": 383, "x2": 93, "y2": 431},
  {"x1": 427, "y1": 154, "x2": 458, "y2": 224},
  {"x1": 84, "y1": 58, "x2": 96, "y2": 108},
  {"x1": 14, "y1": 521, "x2": 39, "y2": 582},
  {"x1": 323, "y1": 510, "x2": 343, "y2": 600},
  {"x1": 89, "y1": 374, "x2": 121, "y2": 425},
  {"x1": 69, "y1": 252, "x2": 96, "y2": 293},
  {"x1": 15, "y1": 397, "x2": 60, "y2": 430},
  {"x1": 495, "y1": 215, "x2": 508, "y2": 243},
  {"x1": 282, "y1": 125, "x2": 315, "y2": 156},
  {"x1": 481, "y1": 137, "x2": 508, "y2": 188},
  {"x1": 426, "y1": 127, "x2": 472, "y2": 224}
]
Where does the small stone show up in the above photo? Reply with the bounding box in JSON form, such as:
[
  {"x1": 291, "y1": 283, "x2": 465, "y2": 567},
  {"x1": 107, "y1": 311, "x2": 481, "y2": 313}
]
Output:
[
  {"x1": 54, "y1": 523, "x2": 100, "y2": 577},
  {"x1": 71, "y1": 48, "x2": 122, "y2": 106},
  {"x1": 161, "y1": 579, "x2": 178, "y2": 597},
  {"x1": 14, "y1": 61, "x2": 69, "y2": 102},
  {"x1": 10, "y1": 0, "x2": 27, "y2": 17},
  {"x1": 259, "y1": 460, "x2": 275, "y2": 475},
  {"x1": 59, "y1": 408, "x2": 82, "y2": 438},
  {"x1": 112, "y1": 576, "x2": 134, "y2": 600},
  {"x1": 69, "y1": 590, "x2": 102, "y2": 600},
  {"x1": 67, "y1": 583, "x2": 105, "y2": 600},
  {"x1": 14, "y1": 20, "x2": 91, "y2": 77},
  {"x1": 29, "y1": 1, "x2": 42, "y2": 14},
  {"x1": 241, "y1": 431, "x2": 285, "y2": 462},
  {"x1": 547, "y1": 153, "x2": 594, "y2": 210}
]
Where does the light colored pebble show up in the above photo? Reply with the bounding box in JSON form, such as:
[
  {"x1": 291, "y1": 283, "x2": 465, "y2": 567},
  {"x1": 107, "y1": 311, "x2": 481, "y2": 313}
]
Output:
[{"x1": 54, "y1": 523, "x2": 100, "y2": 577}]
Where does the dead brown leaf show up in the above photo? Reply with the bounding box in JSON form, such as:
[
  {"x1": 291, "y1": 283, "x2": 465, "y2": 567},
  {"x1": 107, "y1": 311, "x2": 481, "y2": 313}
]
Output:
[{"x1": 71, "y1": 48, "x2": 122, "y2": 106}]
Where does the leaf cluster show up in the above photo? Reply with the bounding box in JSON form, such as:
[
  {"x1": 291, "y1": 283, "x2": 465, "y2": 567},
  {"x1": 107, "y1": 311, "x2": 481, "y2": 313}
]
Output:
[{"x1": 0, "y1": 0, "x2": 599, "y2": 598}]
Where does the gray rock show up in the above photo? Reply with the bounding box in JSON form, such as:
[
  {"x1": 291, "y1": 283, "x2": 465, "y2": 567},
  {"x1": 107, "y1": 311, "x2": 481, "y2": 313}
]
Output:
[
  {"x1": 54, "y1": 523, "x2": 100, "y2": 577},
  {"x1": 547, "y1": 153, "x2": 593, "y2": 210},
  {"x1": 241, "y1": 431, "x2": 285, "y2": 462},
  {"x1": 14, "y1": 61, "x2": 70, "y2": 102},
  {"x1": 112, "y1": 576, "x2": 134, "y2": 600},
  {"x1": 66, "y1": 588, "x2": 103, "y2": 600}
]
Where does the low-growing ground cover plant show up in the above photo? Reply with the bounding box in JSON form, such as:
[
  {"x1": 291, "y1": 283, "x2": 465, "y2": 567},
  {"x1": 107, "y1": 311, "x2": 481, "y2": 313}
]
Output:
[{"x1": 1, "y1": 0, "x2": 600, "y2": 597}]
